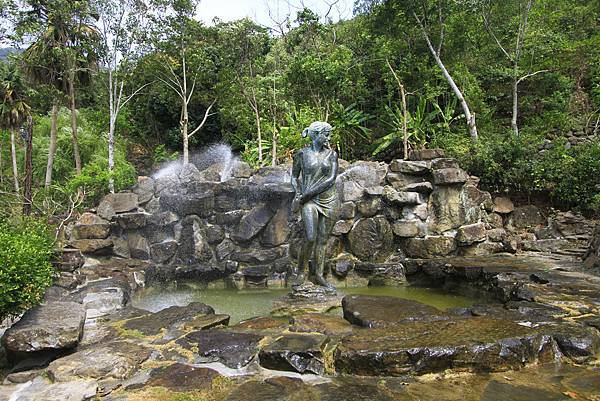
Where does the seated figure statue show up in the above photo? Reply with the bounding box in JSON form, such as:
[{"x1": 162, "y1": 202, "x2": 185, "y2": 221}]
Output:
[{"x1": 290, "y1": 121, "x2": 339, "y2": 289}]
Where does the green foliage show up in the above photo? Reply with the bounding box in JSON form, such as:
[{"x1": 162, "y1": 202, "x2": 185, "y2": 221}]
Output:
[
  {"x1": 66, "y1": 151, "x2": 136, "y2": 205},
  {"x1": 533, "y1": 139, "x2": 600, "y2": 213},
  {"x1": 0, "y1": 218, "x2": 55, "y2": 321}
]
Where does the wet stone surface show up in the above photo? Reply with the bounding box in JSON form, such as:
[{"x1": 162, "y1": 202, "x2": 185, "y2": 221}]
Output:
[
  {"x1": 121, "y1": 302, "x2": 214, "y2": 336},
  {"x1": 259, "y1": 333, "x2": 329, "y2": 375},
  {"x1": 176, "y1": 330, "x2": 263, "y2": 368},
  {"x1": 143, "y1": 363, "x2": 222, "y2": 392},
  {"x1": 334, "y1": 316, "x2": 553, "y2": 375},
  {"x1": 342, "y1": 295, "x2": 449, "y2": 327}
]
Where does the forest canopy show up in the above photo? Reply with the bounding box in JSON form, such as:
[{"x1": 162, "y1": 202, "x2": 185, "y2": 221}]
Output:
[{"x1": 0, "y1": 0, "x2": 599, "y2": 215}]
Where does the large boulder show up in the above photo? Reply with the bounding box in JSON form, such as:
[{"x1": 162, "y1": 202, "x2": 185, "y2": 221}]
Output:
[
  {"x1": 177, "y1": 330, "x2": 263, "y2": 368},
  {"x1": 408, "y1": 148, "x2": 445, "y2": 160},
  {"x1": 383, "y1": 186, "x2": 422, "y2": 205},
  {"x1": 356, "y1": 197, "x2": 383, "y2": 217},
  {"x1": 456, "y1": 222, "x2": 487, "y2": 245},
  {"x1": 389, "y1": 160, "x2": 430, "y2": 175},
  {"x1": 132, "y1": 176, "x2": 155, "y2": 204},
  {"x1": 142, "y1": 363, "x2": 223, "y2": 392},
  {"x1": 73, "y1": 278, "x2": 131, "y2": 319},
  {"x1": 69, "y1": 239, "x2": 113, "y2": 254},
  {"x1": 510, "y1": 205, "x2": 545, "y2": 229},
  {"x1": 339, "y1": 180, "x2": 364, "y2": 202},
  {"x1": 493, "y1": 197, "x2": 514, "y2": 214},
  {"x1": 98, "y1": 192, "x2": 139, "y2": 214},
  {"x1": 116, "y1": 212, "x2": 149, "y2": 229},
  {"x1": 348, "y1": 216, "x2": 394, "y2": 262},
  {"x1": 432, "y1": 168, "x2": 469, "y2": 185},
  {"x1": 47, "y1": 341, "x2": 151, "y2": 382},
  {"x1": 392, "y1": 219, "x2": 420, "y2": 238},
  {"x1": 127, "y1": 232, "x2": 150, "y2": 259},
  {"x1": 231, "y1": 204, "x2": 274, "y2": 243},
  {"x1": 261, "y1": 207, "x2": 290, "y2": 247},
  {"x1": 554, "y1": 211, "x2": 594, "y2": 238},
  {"x1": 386, "y1": 172, "x2": 426, "y2": 190},
  {"x1": 161, "y1": 191, "x2": 215, "y2": 218},
  {"x1": 404, "y1": 236, "x2": 457, "y2": 258},
  {"x1": 259, "y1": 333, "x2": 329, "y2": 374},
  {"x1": 122, "y1": 302, "x2": 214, "y2": 336},
  {"x1": 428, "y1": 186, "x2": 465, "y2": 233},
  {"x1": 334, "y1": 317, "x2": 553, "y2": 375},
  {"x1": 71, "y1": 213, "x2": 110, "y2": 240},
  {"x1": 2, "y1": 301, "x2": 86, "y2": 355}
]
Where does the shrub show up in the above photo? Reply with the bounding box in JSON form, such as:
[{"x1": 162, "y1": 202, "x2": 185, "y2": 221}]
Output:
[
  {"x1": 0, "y1": 218, "x2": 55, "y2": 321},
  {"x1": 533, "y1": 138, "x2": 600, "y2": 213}
]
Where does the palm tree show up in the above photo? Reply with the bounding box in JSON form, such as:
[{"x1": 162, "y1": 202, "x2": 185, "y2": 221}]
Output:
[
  {"x1": 0, "y1": 62, "x2": 31, "y2": 194},
  {"x1": 21, "y1": 0, "x2": 99, "y2": 177}
]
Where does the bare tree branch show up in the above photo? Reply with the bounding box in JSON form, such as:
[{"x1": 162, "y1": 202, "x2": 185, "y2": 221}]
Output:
[{"x1": 188, "y1": 99, "x2": 218, "y2": 138}]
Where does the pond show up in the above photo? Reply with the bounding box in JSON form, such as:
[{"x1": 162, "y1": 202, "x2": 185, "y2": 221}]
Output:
[{"x1": 132, "y1": 283, "x2": 483, "y2": 324}]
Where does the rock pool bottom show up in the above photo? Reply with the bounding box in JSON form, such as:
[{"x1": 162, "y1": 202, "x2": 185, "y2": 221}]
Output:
[{"x1": 131, "y1": 284, "x2": 482, "y2": 324}]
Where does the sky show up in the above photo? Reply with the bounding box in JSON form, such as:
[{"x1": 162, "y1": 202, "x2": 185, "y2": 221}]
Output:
[{"x1": 196, "y1": 0, "x2": 355, "y2": 28}]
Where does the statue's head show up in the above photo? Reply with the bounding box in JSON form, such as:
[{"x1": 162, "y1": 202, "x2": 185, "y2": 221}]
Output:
[{"x1": 302, "y1": 121, "x2": 333, "y2": 148}]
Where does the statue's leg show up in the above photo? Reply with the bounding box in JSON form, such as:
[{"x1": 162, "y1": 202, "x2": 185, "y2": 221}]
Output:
[
  {"x1": 314, "y1": 214, "x2": 335, "y2": 289},
  {"x1": 292, "y1": 203, "x2": 318, "y2": 286}
]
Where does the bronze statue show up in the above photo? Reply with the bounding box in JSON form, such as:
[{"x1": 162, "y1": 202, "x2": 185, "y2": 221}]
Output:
[{"x1": 290, "y1": 121, "x2": 339, "y2": 289}]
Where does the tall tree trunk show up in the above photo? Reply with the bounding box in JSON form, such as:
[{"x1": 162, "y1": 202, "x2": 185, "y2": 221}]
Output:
[
  {"x1": 23, "y1": 116, "x2": 33, "y2": 216},
  {"x1": 45, "y1": 102, "x2": 59, "y2": 188},
  {"x1": 252, "y1": 93, "x2": 262, "y2": 164},
  {"x1": 511, "y1": 0, "x2": 534, "y2": 136},
  {"x1": 511, "y1": 79, "x2": 520, "y2": 136},
  {"x1": 10, "y1": 129, "x2": 19, "y2": 193},
  {"x1": 182, "y1": 104, "x2": 189, "y2": 164},
  {"x1": 414, "y1": 12, "x2": 478, "y2": 142},
  {"x1": 386, "y1": 60, "x2": 409, "y2": 159},
  {"x1": 108, "y1": 116, "x2": 116, "y2": 192},
  {"x1": 69, "y1": 70, "x2": 82, "y2": 174},
  {"x1": 272, "y1": 129, "x2": 277, "y2": 167}
]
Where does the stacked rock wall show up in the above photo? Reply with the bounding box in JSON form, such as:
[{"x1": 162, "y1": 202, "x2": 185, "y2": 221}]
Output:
[{"x1": 67, "y1": 149, "x2": 595, "y2": 287}]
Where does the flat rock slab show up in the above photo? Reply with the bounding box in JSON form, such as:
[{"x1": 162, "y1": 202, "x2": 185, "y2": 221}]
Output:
[
  {"x1": 144, "y1": 363, "x2": 222, "y2": 392},
  {"x1": 182, "y1": 314, "x2": 230, "y2": 331},
  {"x1": 2, "y1": 301, "x2": 86, "y2": 354},
  {"x1": 271, "y1": 294, "x2": 343, "y2": 317},
  {"x1": 73, "y1": 278, "x2": 132, "y2": 319},
  {"x1": 1, "y1": 377, "x2": 98, "y2": 401},
  {"x1": 177, "y1": 330, "x2": 263, "y2": 368},
  {"x1": 230, "y1": 317, "x2": 289, "y2": 332},
  {"x1": 481, "y1": 380, "x2": 569, "y2": 401},
  {"x1": 290, "y1": 314, "x2": 354, "y2": 336},
  {"x1": 47, "y1": 341, "x2": 152, "y2": 382},
  {"x1": 259, "y1": 333, "x2": 329, "y2": 374},
  {"x1": 342, "y1": 295, "x2": 448, "y2": 327},
  {"x1": 334, "y1": 316, "x2": 553, "y2": 375},
  {"x1": 122, "y1": 302, "x2": 214, "y2": 336}
]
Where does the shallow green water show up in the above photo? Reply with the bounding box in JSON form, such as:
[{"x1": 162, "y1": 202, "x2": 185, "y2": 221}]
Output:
[{"x1": 132, "y1": 283, "x2": 481, "y2": 324}]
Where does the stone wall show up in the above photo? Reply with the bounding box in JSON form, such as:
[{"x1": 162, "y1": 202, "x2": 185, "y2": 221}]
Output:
[{"x1": 65, "y1": 149, "x2": 595, "y2": 287}]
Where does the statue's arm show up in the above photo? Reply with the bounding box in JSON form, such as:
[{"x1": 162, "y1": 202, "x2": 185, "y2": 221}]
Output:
[{"x1": 300, "y1": 151, "x2": 338, "y2": 202}]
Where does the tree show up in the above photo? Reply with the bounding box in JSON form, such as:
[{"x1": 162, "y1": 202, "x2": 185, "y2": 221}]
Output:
[
  {"x1": 150, "y1": 0, "x2": 217, "y2": 165},
  {"x1": 482, "y1": 0, "x2": 547, "y2": 136},
  {"x1": 94, "y1": 0, "x2": 150, "y2": 192},
  {"x1": 217, "y1": 19, "x2": 271, "y2": 165},
  {"x1": 19, "y1": 0, "x2": 99, "y2": 176},
  {"x1": 411, "y1": 3, "x2": 478, "y2": 142},
  {"x1": 0, "y1": 60, "x2": 30, "y2": 195}
]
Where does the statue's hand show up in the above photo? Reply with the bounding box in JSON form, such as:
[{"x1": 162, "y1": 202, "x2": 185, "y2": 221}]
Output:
[{"x1": 291, "y1": 194, "x2": 301, "y2": 213}]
